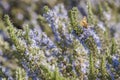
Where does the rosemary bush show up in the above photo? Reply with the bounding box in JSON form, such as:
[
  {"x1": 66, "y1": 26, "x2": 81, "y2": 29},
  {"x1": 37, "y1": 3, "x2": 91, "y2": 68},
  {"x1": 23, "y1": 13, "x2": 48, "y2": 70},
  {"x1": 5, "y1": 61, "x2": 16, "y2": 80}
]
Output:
[{"x1": 0, "y1": 0, "x2": 120, "y2": 80}]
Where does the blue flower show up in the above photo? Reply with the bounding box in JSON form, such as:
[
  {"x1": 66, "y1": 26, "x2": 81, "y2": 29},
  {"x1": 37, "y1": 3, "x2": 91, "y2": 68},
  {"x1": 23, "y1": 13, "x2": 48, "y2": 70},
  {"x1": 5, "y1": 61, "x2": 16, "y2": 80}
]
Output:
[
  {"x1": 43, "y1": 10, "x2": 61, "y2": 42},
  {"x1": 72, "y1": 26, "x2": 101, "y2": 52}
]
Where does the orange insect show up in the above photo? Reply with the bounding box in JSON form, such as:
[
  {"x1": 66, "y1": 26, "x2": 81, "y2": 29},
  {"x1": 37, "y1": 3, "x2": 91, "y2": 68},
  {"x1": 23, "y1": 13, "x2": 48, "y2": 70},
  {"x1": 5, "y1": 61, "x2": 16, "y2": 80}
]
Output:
[{"x1": 80, "y1": 16, "x2": 88, "y2": 28}]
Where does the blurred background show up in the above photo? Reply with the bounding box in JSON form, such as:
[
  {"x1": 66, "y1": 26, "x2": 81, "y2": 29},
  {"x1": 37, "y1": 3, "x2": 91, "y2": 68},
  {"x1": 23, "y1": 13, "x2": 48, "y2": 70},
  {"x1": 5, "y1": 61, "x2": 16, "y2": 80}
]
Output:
[{"x1": 0, "y1": 0, "x2": 120, "y2": 36}]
